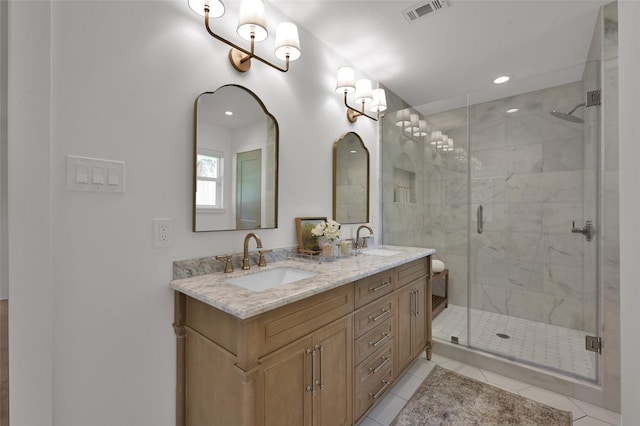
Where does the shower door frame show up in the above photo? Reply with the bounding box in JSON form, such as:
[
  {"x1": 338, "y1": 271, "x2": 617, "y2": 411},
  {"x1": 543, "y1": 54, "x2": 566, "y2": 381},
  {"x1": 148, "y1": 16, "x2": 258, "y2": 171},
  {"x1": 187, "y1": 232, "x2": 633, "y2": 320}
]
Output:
[{"x1": 464, "y1": 75, "x2": 602, "y2": 383}]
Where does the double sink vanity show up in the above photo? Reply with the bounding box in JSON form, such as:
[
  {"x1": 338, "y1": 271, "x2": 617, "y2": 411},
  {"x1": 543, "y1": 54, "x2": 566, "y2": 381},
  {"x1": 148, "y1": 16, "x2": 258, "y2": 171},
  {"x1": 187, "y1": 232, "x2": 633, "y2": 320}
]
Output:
[
  {"x1": 171, "y1": 245, "x2": 435, "y2": 426},
  {"x1": 178, "y1": 83, "x2": 434, "y2": 425}
]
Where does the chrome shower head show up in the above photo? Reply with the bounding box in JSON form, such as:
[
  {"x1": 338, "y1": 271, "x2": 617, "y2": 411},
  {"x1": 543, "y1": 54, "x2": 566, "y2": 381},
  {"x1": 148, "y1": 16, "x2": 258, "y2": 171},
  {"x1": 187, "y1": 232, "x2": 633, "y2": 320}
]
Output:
[{"x1": 550, "y1": 103, "x2": 585, "y2": 124}]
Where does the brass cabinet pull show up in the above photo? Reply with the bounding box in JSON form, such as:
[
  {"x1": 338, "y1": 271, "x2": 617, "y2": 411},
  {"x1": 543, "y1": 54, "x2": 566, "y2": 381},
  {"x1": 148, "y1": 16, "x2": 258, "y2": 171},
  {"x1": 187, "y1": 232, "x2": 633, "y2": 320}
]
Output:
[
  {"x1": 368, "y1": 281, "x2": 391, "y2": 293},
  {"x1": 369, "y1": 380, "x2": 391, "y2": 400},
  {"x1": 368, "y1": 308, "x2": 391, "y2": 322},
  {"x1": 368, "y1": 355, "x2": 390, "y2": 374},
  {"x1": 315, "y1": 345, "x2": 324, "y2": 390},
  {"x1": 306, "y1": 348, "x2": 316, "y2": 394},
  {"x1": 409, "y1": 288, "x2": 416, "y2": 316},
  {"x1": 369, "y1": 332, "x2": 390, "y2": 348}
]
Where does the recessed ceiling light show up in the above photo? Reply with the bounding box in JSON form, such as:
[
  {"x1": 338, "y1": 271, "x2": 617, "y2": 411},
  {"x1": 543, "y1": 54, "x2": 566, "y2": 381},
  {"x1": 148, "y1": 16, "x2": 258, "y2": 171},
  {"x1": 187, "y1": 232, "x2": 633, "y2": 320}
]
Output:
[
  {"x1": 506, "y1": 108, "x2": 519, "y2": 113},
  {"x1": 493, "y1": 76, "x2": 510, "y2": 84},
  {"x1": 350, "y1": 150, "x2": 357, "y2": 153},
  {"x1": 225, "y1": 111, "x2": 233, "y2": 116}
]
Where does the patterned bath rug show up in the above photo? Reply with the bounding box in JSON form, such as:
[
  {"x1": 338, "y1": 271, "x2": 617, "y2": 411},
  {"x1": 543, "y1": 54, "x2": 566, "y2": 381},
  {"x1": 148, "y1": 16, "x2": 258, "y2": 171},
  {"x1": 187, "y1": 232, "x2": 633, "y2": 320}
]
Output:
[{"x1": 390, "y1": 365, "x2": 572, "y2": 426}]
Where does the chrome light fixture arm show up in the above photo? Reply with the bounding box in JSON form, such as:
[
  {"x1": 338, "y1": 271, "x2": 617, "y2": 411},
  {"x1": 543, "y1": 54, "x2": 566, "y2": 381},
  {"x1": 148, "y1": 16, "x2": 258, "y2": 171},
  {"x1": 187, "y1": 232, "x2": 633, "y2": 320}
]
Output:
[
  {"x1": 343, "y1": 91, "x2": 380, "y2": 123},
  {"x1": 202, "y1": 4, "x2": 290, "y2": 73}
]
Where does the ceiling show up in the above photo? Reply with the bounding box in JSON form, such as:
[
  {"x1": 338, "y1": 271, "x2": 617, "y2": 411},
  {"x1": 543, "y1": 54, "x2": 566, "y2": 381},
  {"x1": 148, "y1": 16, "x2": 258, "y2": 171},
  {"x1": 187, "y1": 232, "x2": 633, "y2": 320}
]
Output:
[{"x1": 270, "y1": 0, "x2": 610, "y2": 115}]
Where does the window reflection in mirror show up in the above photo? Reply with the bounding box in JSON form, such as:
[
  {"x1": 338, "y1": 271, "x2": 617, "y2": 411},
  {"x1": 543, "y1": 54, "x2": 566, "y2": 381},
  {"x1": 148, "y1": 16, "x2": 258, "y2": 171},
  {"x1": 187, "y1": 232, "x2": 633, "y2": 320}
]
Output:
[
  {"x1": 193, "y1": 85, "x2": 278, "y2": 232},
  {"x1": 333, "y1": 132, "x2": 370, "y2": 224}
]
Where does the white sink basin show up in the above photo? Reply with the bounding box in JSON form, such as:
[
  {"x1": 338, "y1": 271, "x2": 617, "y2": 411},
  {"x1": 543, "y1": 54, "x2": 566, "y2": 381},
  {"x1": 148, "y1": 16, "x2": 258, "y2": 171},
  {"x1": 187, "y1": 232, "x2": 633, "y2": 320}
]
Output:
[
  {"x1": 227, "y1": 267, "x2": 317, "y2": 291},
  {"x1": 363, "y1": 248, "x2": 402, "y2": 257}
]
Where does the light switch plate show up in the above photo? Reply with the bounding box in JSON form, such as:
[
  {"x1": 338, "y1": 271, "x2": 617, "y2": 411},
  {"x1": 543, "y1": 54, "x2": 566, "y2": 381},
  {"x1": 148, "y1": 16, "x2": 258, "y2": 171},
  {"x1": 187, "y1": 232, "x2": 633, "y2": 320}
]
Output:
[{"x1": 67, "y1": 155, "x2": 125, "y2": 193}]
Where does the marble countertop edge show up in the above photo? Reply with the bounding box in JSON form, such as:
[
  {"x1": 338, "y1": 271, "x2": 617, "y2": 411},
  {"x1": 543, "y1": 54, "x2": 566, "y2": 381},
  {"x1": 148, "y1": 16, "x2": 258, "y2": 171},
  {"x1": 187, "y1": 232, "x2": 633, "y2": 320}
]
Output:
[{"x1": 170, "y1": 246, "x2": 436, "y2": 319}]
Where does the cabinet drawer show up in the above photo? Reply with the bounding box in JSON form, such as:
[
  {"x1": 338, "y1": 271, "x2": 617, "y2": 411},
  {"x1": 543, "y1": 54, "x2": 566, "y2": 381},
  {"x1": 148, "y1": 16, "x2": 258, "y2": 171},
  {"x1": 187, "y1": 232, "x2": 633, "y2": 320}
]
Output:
[
  {"x1": 258, "y1": 284, "x2": 354, "y2": 357},
  {"x1": 396, "y1": 257, "x2": 430, "y2": 289},
  {"x1": 354, "y1": 270, "x2": 395, "y2": 309},
  {"x1": 354, "y1": 364, "x2": 393, "y2": 421},
  {"x1": 354, "y1": 318, "x2": 393, "y2": 365},
  {"x1": 354, "y1": 341, "x2": 393, "y2": 389},
  {"x1": 353, "y1": 295, "x2": 394, "y2": 338}
]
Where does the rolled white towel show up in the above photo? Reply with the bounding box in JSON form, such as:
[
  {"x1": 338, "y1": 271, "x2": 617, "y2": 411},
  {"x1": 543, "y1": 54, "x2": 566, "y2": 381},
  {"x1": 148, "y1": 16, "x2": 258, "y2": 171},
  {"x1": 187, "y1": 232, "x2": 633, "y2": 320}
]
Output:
[{"x1": 432, "y1": 259, "x2": 445, "y2": 273}]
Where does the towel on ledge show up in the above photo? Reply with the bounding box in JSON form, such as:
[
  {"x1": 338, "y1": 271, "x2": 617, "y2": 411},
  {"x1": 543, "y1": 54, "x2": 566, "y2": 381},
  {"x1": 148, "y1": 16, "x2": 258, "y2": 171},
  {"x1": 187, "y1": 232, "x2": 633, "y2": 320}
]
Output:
[{"x1": 432, "y1": 259, "x2": 445, "y2": 273}]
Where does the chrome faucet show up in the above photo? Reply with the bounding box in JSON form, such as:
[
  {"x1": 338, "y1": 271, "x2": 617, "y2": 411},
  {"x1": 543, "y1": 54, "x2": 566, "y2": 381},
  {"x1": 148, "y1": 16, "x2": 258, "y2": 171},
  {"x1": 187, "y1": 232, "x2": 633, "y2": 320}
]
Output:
[
  {"x1": 242, "y1": 232, "x2": 263, "y2": 270},
  {"x1": 355, "y1": 225, "x2": 373, "y2": 250}
]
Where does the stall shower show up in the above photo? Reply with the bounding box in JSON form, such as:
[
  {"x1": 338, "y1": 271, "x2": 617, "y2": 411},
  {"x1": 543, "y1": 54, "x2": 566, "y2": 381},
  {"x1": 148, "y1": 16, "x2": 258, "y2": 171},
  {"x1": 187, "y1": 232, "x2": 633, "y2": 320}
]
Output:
[{"x1": 380, "y1": 1, "x2": 619, "y2": 410}]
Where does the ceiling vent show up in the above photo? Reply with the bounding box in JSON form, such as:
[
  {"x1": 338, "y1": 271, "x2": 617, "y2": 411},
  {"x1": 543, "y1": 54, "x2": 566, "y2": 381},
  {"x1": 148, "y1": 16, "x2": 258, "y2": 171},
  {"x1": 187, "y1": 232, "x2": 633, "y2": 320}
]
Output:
[{"x1": 402, "y1": 0, "x2": 449, "y2": 23}]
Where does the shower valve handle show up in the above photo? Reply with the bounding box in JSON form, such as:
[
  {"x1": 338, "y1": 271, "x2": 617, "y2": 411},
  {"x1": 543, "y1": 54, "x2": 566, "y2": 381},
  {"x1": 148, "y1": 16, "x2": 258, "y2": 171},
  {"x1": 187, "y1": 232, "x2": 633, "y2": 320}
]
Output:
[{"x1": 571, "y1": 220, "x2": 595, "y2": 242}]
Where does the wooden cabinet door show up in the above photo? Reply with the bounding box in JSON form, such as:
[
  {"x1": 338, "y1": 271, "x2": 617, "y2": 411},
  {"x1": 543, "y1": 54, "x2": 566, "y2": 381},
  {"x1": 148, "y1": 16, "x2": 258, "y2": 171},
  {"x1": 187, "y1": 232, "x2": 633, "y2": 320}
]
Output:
[
  {"x1": 312, "y1": 317, "x2": 353, "y2": 426},
  {"x1": 261, "y1": 336, "x2": 314, "y2": 426},
  {"x1": 395, "y1": 284, "x2": 414, "y2": 374},
  {"x1": 396, "y1": 277, "x2": 429, "y2": 374},
  {"x1": 412, "y1": 278, "x2": 427, "y2": 356}
]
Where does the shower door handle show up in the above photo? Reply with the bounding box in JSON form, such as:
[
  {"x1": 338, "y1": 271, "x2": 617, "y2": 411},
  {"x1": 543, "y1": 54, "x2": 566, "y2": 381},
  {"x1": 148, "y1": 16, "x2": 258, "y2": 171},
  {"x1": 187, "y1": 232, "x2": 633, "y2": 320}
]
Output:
[{"x1": 477, "y1": 205, "x2": 483, "y2": 234}]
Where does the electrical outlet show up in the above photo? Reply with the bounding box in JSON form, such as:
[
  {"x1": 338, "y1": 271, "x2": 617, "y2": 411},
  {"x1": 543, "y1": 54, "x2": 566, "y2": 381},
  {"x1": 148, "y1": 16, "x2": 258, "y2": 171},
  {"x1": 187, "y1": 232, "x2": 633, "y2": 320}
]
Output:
[{"x1": 153, "y1": 218, "x2": 173, "y2": 248}]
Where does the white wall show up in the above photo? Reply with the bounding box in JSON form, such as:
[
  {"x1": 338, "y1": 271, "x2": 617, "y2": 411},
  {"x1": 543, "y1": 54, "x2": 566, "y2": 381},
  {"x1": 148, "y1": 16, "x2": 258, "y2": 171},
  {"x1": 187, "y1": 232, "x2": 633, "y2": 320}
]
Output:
[
  {"x1": 0, "y1": 0, "x2": 7, "y2": 300},
  {"x1": 7, "y1": 1, "x2": 378, "y2": 425},
  {"x1": 8, "y1": 2, "x2": 54, "y2": 425},
  {"x1": 618, "y1": 1, "x2": 640, "y2": 424}
]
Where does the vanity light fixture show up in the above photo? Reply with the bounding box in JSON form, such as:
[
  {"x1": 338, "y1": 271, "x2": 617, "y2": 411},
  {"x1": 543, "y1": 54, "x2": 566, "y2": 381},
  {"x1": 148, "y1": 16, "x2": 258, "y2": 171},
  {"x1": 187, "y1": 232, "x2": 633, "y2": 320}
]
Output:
[
  {"x1": 335, "y1": 66, "x2": 387, "y2": 123},
  {"x1": 395, "y1": 109, "x2": 411, "y2": 127},
  {"x1": 406, "y1": 113, "x2": 420, "y2": 133},
  {"x1": 430, "y1": 130, "x2": 442, "y2": 146},
  {"x1": 430, "y1": 130, "x2": 454, "y2": 153},
  {"x1": 188, "y1": 0, "x2": 301, "y2": 73},
  {"x1": 442, "y1": 137, "x2": 454, "y2": 152},
  {"x1": 413, "y1": 120, "x2": 428, "y2": 137}
]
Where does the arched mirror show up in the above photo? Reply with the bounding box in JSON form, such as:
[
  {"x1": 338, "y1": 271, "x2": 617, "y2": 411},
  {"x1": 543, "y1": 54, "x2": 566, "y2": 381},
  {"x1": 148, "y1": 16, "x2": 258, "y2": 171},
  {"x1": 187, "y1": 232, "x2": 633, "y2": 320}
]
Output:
[
  {"x1": 193, "y1": 85, "x2": 278, "y2": 232},
  {"x1": 333, "y1": 132, "x2": 370, "y2": 224}
]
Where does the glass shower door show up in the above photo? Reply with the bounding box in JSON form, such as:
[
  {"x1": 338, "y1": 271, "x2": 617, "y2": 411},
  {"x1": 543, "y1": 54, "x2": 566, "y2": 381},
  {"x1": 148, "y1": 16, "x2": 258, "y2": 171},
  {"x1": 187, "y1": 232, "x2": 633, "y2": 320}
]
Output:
[{"x1": 467, "y1": 64, "x2": 600, "y2": 381}]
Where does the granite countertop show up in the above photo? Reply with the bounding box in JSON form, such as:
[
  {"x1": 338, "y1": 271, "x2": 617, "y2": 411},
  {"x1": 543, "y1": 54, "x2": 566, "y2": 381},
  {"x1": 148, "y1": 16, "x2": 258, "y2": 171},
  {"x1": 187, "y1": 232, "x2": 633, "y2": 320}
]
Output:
[{"x1": 170, "y1": 246, "x2": 436, "y2": 320}]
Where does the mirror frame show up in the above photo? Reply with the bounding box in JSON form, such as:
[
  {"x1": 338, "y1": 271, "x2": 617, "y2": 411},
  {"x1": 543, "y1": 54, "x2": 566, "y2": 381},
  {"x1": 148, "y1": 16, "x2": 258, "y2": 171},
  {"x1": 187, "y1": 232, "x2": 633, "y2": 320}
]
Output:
[
  {"x1": 193, "y1": 84, "x2": 279, "y2": 232},
  {"x1": 332, "y1": 132, "x2": 370, "y2": 224}
]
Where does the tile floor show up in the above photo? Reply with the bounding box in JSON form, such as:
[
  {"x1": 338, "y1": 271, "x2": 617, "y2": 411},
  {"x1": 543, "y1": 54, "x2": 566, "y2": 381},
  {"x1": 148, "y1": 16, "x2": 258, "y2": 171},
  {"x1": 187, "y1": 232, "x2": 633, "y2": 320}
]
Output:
[
  {"x1": 358, "y1": 352, "x2": 620, "y2": 426},
  {"x1": 432, "y1": 304, "x2": 596, "y2": 380}
]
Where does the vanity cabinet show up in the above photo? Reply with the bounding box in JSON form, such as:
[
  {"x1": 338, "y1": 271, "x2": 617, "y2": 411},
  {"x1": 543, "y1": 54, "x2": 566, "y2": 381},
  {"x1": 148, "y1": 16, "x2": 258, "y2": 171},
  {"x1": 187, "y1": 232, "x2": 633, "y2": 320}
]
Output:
[
  {"x1": 175, "y1": 284, "x2": 353, "y2": 426},
  {"x1": 173, "y1": 254, "x2": 432, "y2": 426},
  {"x1": 259, "y1": 316, "x2": 352, "y2": 426}
]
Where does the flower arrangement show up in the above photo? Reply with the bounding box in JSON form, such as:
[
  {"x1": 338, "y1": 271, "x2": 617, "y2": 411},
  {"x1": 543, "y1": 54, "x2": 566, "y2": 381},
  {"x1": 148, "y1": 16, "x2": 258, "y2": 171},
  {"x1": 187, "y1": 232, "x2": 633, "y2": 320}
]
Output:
[{"x1": 311, "y1": 219, "x2": 342, "y2": 242}]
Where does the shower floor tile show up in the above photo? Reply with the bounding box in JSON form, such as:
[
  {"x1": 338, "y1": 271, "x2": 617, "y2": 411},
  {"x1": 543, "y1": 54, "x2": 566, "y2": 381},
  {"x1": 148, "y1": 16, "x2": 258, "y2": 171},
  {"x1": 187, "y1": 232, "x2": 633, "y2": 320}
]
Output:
[{"x1": 432, "y1": 304, "x2": 596, "y2": 379}]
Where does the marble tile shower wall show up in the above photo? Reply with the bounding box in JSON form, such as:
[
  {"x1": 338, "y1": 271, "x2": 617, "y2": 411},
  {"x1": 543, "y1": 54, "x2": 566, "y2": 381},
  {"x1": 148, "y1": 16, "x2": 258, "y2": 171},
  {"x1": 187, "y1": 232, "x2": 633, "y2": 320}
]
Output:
[
  {"x1": 381, "y1": 115, "x2": 427, "y2": 247},
  {"x1": 381, "y1": 104, "x2": 470, "y2": 309}
]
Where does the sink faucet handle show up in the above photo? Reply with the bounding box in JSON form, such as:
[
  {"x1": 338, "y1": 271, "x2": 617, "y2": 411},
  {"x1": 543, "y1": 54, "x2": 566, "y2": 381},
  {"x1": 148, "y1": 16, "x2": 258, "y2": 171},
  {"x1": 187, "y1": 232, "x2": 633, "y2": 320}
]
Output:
[
  {"x1": 215, "y1": 255, "x2": 234, "y2": 273},
  {"x1": 258, "y1": 249, "x2": 273, "y2": 267},
  {"x1": 361, "y1": 236, "x2": 370, "y2": 249}
]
